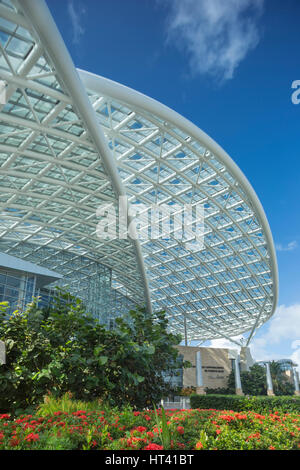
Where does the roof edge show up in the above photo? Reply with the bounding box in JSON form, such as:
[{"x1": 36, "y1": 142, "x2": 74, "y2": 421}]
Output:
[{"x1": 78, "y1": 69, "x2": 279, "y2": 322}]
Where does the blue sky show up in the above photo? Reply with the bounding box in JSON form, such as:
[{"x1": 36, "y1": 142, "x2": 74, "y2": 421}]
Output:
[{"x1": 46, "y1": 0, "x2": 300, "y2": 370}]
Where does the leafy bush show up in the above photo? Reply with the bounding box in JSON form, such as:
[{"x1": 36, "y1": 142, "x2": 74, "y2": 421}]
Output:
[
  {"x1": 206, "y1": 363, "x2": 295, "y2": 397},
  {"x1": 180, "y1": 387, "x2": 196, "y2": 396},
  {"x1": 0, "y1": 291, "x2": 184, "y2": 412},
  {"x1": 226, "y1": 364, "x2": 267, "y2": 396},
  {"x1": 190, "y1": 393, "x2": 300, "y2": 413},
  {"x1": 36, "y1": 392, "x2": 108, "y2": 417},
  {"x1": 204, "y1": 387, "x2": 231, "y2": 395}
]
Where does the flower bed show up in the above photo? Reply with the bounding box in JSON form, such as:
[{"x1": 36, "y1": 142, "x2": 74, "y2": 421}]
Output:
[{"x1": 0, "y1": 408, "x2": 299, "y2": 450}]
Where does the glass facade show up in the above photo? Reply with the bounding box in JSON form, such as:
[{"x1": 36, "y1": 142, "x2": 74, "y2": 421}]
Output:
[
  {"x1": 0, "y1": 250, "x2": 136, "y2": 327},
  {"x1": 277, "y1": 359, "x2": 297, "y2": 372},
  {"x1": 163, "y1": 354, "x2": 184, "y2": 389},
  {"x1": 0, "y1": 267, "x2": 36, "y2": 314},
  {"x1": 0, "y1": 0, "x2": 278, "y2": 343}
]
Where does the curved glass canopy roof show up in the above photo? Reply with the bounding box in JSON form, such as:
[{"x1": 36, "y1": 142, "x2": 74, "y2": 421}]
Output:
[{"x1": 0, "y1": 0, "x2": 278, "y2": 344}]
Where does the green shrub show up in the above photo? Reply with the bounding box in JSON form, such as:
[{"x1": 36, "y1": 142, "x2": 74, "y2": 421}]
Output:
[
  {"x1": 225, "y1": 363, "x2": 295, "y2": 397},
  {"x1": 0, "y1": 291, "x2": 185, "y2": 412},
  {"x1": 36, "y1": 392, "x2": 108, "y2": 416},
  {"x1": 190, "y1": 394, "x2": 300, "y2": 413},
  {"x1": 204, "y1": 387, "x2": 231, "y2": 395}
]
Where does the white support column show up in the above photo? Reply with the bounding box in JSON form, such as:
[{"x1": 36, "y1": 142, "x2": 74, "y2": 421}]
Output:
[
  {"x1": 293, "y1": 367, "x2": 300, "y2": 396},
  {"x1": 195, "y1": 350, "x2": 205, "y2": 395},
  {"x1": 265, "y1": 362, "x2": 274, "y2": 396},
  {"x1": 184, "y1": 316, "x2": 188, "y2": 346},
  {"x1": 234, "y1": 355, "x2": 243, "y2": 395},
  {"x1": 0, "y1": 340, "x2": 5, "y2": 365},
  {"x1": 18, "y1": 0, "x2": 153, "y2": 316}
]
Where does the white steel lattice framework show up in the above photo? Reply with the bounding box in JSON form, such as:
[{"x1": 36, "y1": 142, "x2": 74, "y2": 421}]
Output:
[{"x1": 0, "y1": 0, "x2": 278, "y2": 345}]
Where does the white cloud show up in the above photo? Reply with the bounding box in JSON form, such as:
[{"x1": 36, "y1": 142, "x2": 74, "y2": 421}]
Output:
[
  {"x1": 162, "y1": 0, "x2": 264, "y2": 80},
  {"x1": 291, "y1": 340, "x2": 300, "y2": 350},
  {"x1": 250, "y1": 304, "x2": 300, "y2": 372},
  {"x1": 259, "y1": 304, "x2": 300, "y2": 345},
  {"x1": 291, "y1": 348, "x2": 300, "y2": 374},
  {"x1": 67, "y1": 0, "x2": 86, "y2": 44},
  {"x1": 208, "y1": 335, "x2": 244, "y2": 351},
  {"x1": 276, "y1": 240, "x2": 298, "y2": 252}
]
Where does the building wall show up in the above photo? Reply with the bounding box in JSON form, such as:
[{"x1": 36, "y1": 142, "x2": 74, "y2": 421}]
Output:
[{"x1": 176, "y1": 346, "x2": 233, "y2": 390}]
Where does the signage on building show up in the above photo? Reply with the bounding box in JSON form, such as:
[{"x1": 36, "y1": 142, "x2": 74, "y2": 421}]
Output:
[{"x1": 202, "y1": 365, "x2": 225, "y2": 380}]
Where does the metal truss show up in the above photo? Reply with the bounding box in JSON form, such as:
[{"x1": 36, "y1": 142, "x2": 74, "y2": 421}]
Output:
[{"x1": 0, "y1": 0, "x2": 278, "y2": 344}]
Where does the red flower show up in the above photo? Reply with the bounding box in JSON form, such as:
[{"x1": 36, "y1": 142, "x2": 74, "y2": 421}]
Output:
[
  {"x1": 177, "y1": 426, "x2": 184, "y2": 435},
  {"x1": 246, "y1": 432, "x2": 260, "y2": 441},
  {"x1": 25, "y1": 433, "x2": 39, "y2": 443},
  {"x1": 195, "y1": 441, "x2": 203, "y2": 449},
  {"x1": 9, "y1": 438, "x2": 20, "y2": 447},
  {"x1": 143, "y1": 443, "x2": 164, "y2": 450},
  {"x1": 177, "y1": 442, "x2": 185, "y2": 449},
  {"x1": 136, "y1": 426, "x2": 147, "y2": 433}
]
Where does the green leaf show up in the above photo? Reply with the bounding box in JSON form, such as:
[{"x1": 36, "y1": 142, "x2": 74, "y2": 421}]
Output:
[
  {"x1": 136, "y1": 375, "x2": 145, "y2": 383},
  {"x1": 98, "y1": 356, "x2": 108, "y2": 366}
]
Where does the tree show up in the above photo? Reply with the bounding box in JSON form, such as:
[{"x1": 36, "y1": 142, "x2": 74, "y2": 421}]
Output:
[
  {"x1": 225, "y1": 362, "x2": 295, "y2": 396},
  {"x1": 221, "y1": 364, "x2": 267, "y2": 396},
  {"x1": 239, "y1": 364, "x2": 267, "y2": 396},
  {"x1": 0, "y1": 291, "x2": 184, "y2": 412},
  {"x1": 269, "y1": 361, "x2": 294, "y2": 396}
]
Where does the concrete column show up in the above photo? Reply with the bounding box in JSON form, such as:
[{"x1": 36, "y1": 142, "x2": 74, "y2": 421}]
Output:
[
  {"x1": 196, "y1": 350, "x2": 205, "y2": 395},
  {"x1": 234, "y1": 356, "x2": 243, "y2": 395},
  {"x1": 240, "y1": 346, "x2": 255, "y2": 372},
  {"x1": 293, "y1": 368, "x2": 300, "y2": 396},
  {"x1": 0, "y1": 340, "x2": 5, "y2": 365},
  {"x1": 184, "y1": 317, "x2": 188, "y2": 346},
  {"x1": 265, "y1": 362, "x2": 274, "y2": 396}
]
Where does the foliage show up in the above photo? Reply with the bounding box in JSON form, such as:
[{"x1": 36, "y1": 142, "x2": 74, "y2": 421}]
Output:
[
  {"x1": 0, "y1": 404, "x2": 299, "y2": 450},
  {"x1": 36, "y1": 392, "x2": 108, "y2": 417},
  {"x1": 190, "y1": 393, "x2": 300, "y2": 413},
  {"x1": 153, "y1": 405, "x2": 171, "y2": 449},
  {"x1": 206, "y1": 363, "x2": 295, "y2": 397},
  {"x1": 112, "y1": 306, "x2": 187, "y2": 409},
  {"x1": 204, "y1": 387, "x2": 232, "y2": 395},
  {"x1": 0, "y1": 291, "x2": 184, "y2": 412},
  {"x1": 225, "y1": 364, "x2": 267, "y2": 396},
  {"x1": 180, "y1": 387, "x2": 196, "y2": 396},
  {"x1": 269, "y1": 361, "x2": 295, "y2": 396}
]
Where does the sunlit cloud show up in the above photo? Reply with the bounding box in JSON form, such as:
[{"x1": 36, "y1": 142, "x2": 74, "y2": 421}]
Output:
[
  {"x1": 276, "y1": 240, "x2": 298, "y2": 252},
  {"x1": 208, "y1": 335, "x2": 244, "y2": 350},
  {"x1": 161, "y1": 0, "x2": 264, "y2": 81},
  {"x1": 67, "y1": 0, "x2": 86, "y2": 44},
  {"x1": 251, "y1": 304, "x2": 300, "y2": 372}
]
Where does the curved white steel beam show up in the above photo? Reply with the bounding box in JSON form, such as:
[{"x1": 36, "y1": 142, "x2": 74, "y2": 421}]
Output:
[
  {"x1": 78, "y1": 70, "x2": 279, "y2": 325},
  {"x1": 0, "y1": 0, "x2": 278, "y2": 341},
  {"x1": 17, "y1": 0, "x2": 152, "y2": 314}
]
